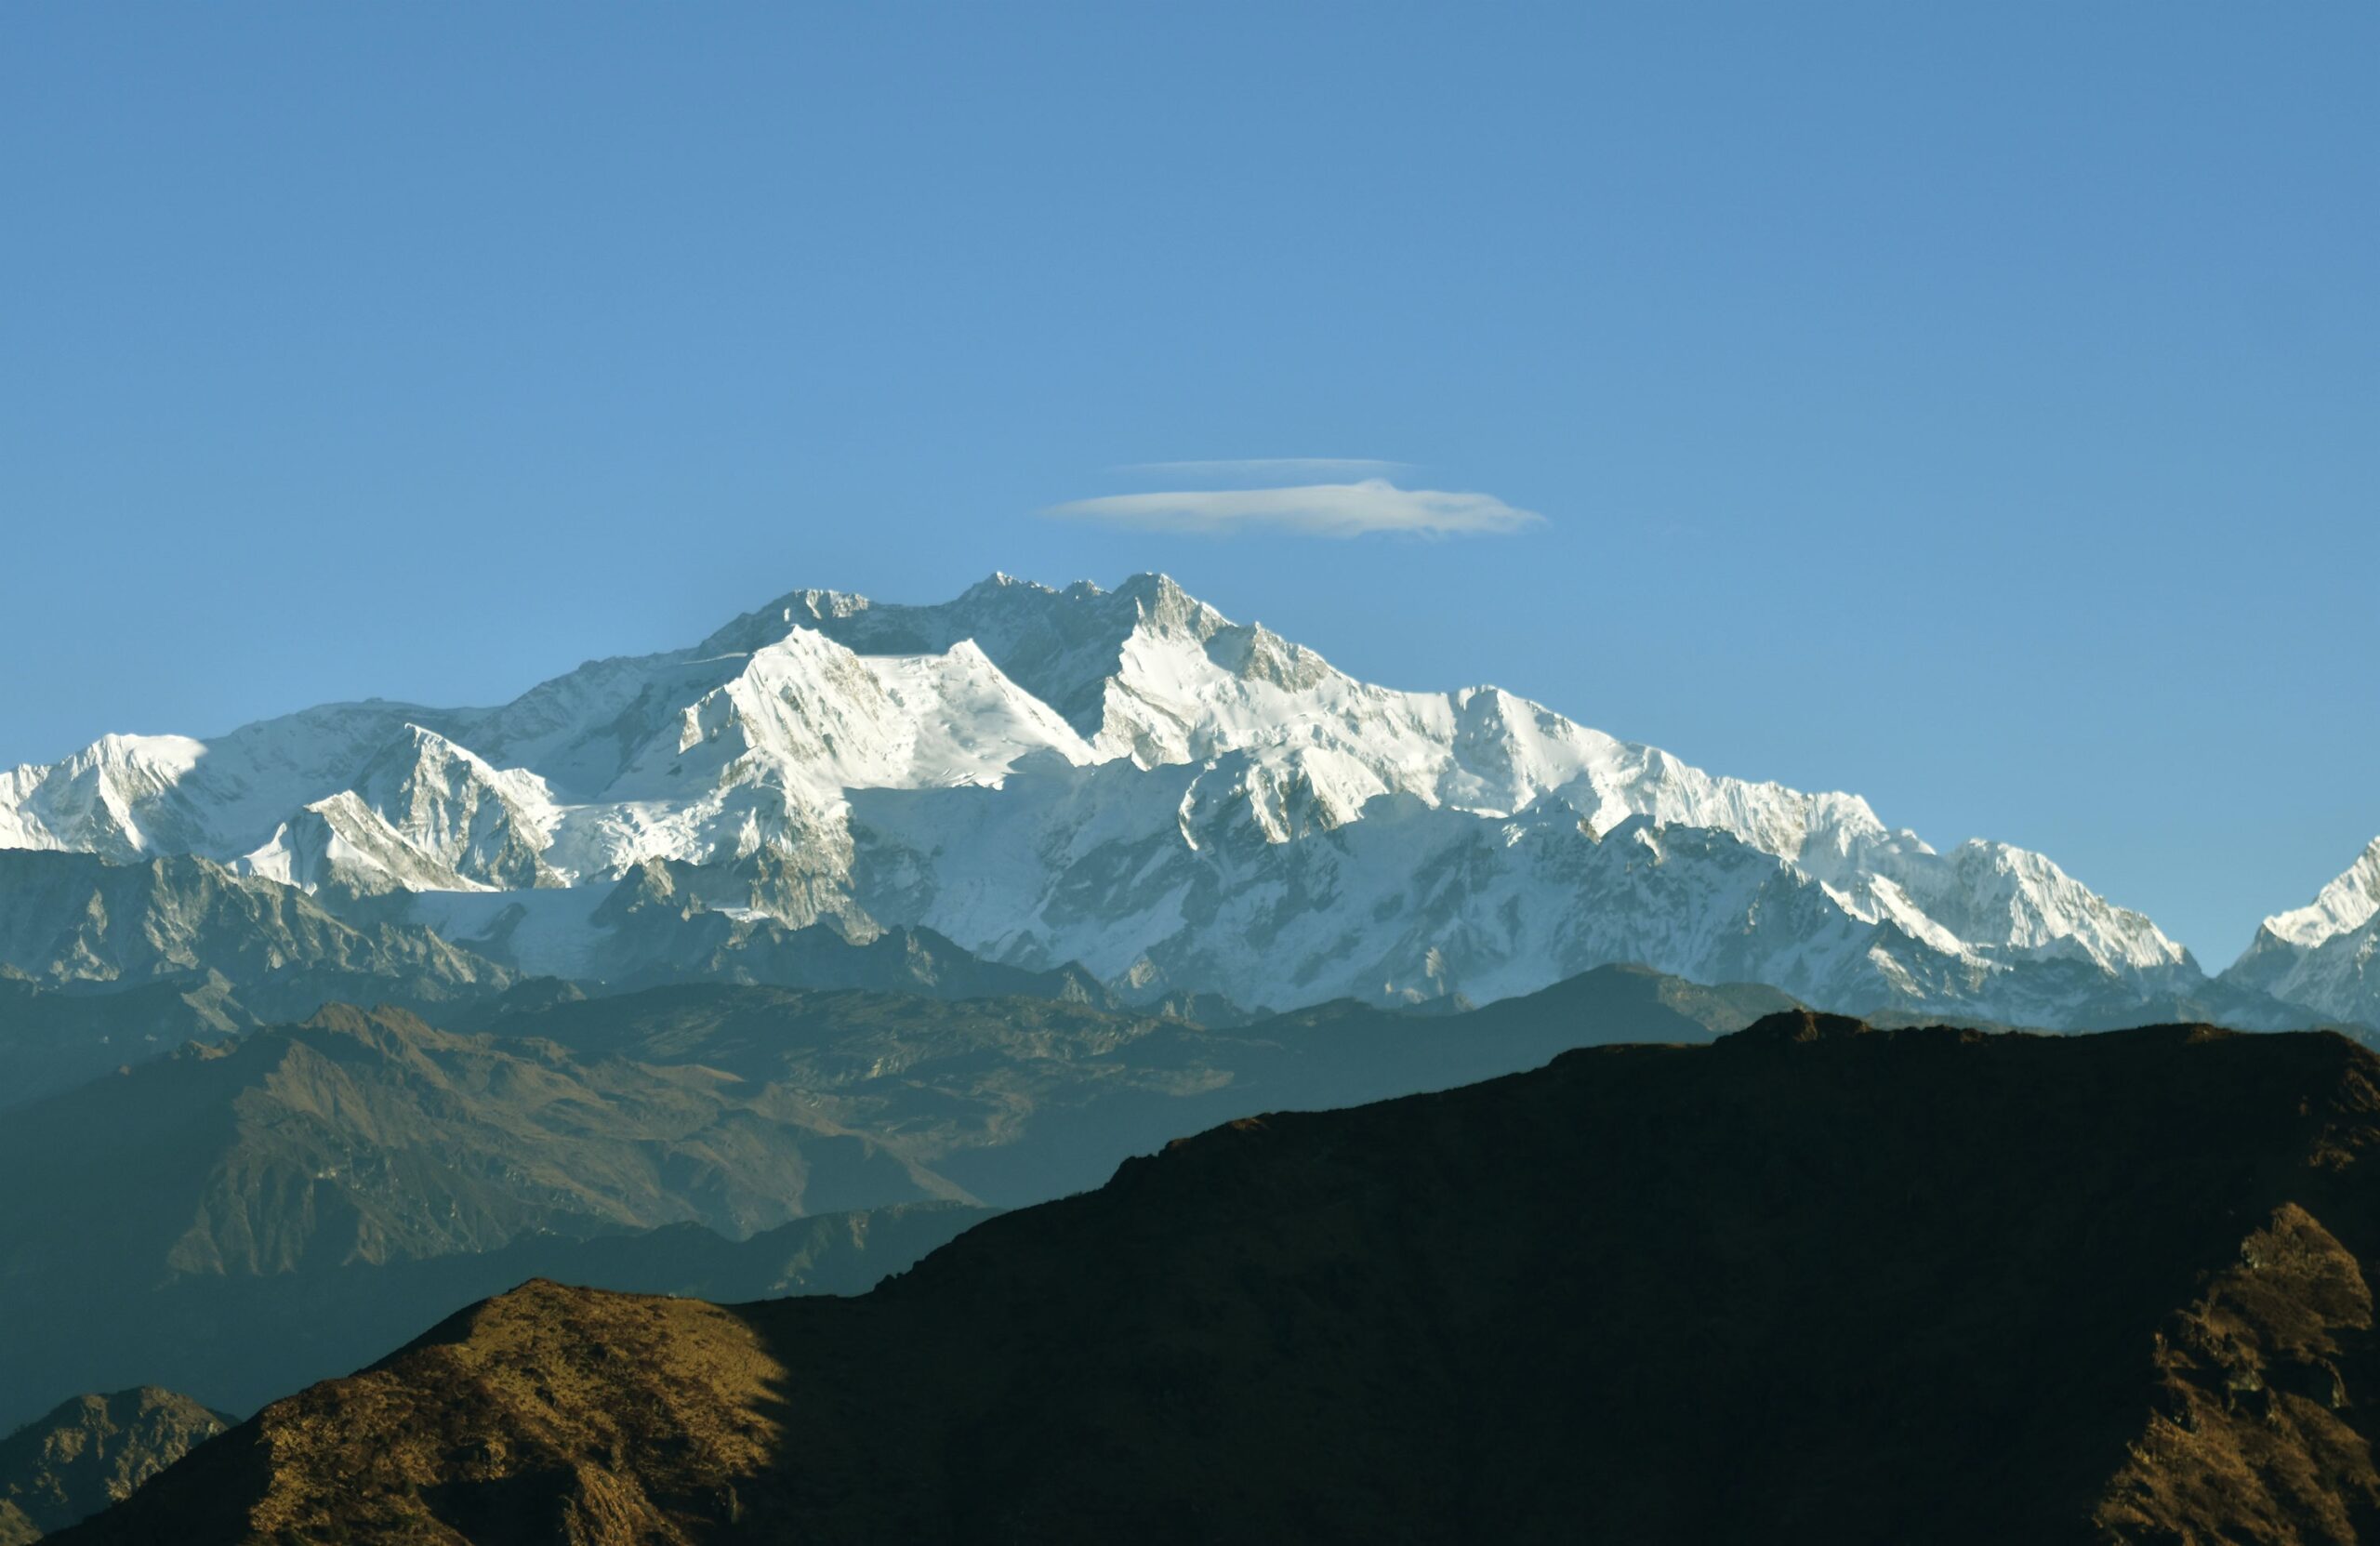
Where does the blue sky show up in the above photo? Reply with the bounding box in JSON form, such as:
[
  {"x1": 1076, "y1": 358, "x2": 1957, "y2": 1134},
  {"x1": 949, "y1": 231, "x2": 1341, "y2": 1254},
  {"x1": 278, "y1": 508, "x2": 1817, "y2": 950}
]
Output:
[{"x1": 2, "y1": 6, "x2": 2373, "y2": 963}]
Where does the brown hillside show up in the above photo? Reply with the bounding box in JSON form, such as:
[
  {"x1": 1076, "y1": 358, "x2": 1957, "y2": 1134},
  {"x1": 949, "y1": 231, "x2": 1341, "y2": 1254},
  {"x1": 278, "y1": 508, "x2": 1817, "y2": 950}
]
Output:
[
  {"x1": 62, "y1": 1014, "x2": 2380, "y2": 1545},
  {"x1": 0, "y1": 1388, "x2": 230, "y2": 1543}
]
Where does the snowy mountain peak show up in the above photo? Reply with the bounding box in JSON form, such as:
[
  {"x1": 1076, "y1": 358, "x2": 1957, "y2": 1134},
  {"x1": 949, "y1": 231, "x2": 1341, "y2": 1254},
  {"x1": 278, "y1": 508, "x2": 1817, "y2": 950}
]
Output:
[
  {"x1": 0, "y1": 733, "x2": 207, "y2": 860},
  {"x1": 0, "y1": 570, "x2": 2320, "y2": 1026},
  {"x1": 2258, "y1": 838, "x2": 2380, "y2": 950},
  {"x1": 2220, "y1": 838, "x2": 2380, "y2": 1028},
  {"x1": 1108, "y1": 571, "x2": 1231, "y2": 640}
]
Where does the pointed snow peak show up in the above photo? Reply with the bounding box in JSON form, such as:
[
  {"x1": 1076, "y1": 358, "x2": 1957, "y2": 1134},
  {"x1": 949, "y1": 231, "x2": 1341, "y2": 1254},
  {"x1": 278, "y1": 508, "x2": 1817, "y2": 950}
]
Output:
[
  {"x1": 353, "y1": 722, "x2": 523, "y2": 801},
  {"x1": 953, "y1": 572, "x2": 1023, "y2": 608},
  {"x1": 696, "y1": 586, "x2": 878, "y2": 656},
  {"x1": 2260, "y1": 837, "x2": 2380, "y2": 949},
  {"x1": 1113, "y1": 573, "x2": 1230, "y2": 640},
  {"x1": 949, "y1": 573, "x2": 1073, "y2": 625},
  {"x1": 384, "y1": 721, "x2": 485, "y2": 769},
  {"x1": 962, "y1": 570, "x2": 1049, "y2": 599},
  {"x1": 942, "y1": 636, "x2": 998, "y2": 668},
  {"x1": 752, "y1": 622, "x2": 864, "y2": 664}
]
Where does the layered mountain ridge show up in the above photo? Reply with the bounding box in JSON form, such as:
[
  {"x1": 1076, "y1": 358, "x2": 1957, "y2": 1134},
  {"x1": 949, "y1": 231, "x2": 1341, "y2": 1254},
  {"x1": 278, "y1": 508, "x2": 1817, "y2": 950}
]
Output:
[
  {"x1": 0, "y1": 963, "x2": 1789, "y2": 1432},
  {"x1": 0, "y1": 572, "x2": 2351, "y2": 1027},
  {"x1": 61, "y1": 1015, "x2": 2380, "y2": 1544}
]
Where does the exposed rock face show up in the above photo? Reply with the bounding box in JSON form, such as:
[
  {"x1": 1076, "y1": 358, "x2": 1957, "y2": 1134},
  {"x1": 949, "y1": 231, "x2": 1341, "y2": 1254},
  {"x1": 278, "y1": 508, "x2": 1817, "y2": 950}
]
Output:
[
  {"x1": 2096, "y1": 1202, "x2": 2377, "y2": 1539},
  {"x1": 0, "y1": 1389, "x2": 228, "y2": 1543},
  {"x1": 62, "y1": 1017, "x2": 2380, "y2": 1544}
]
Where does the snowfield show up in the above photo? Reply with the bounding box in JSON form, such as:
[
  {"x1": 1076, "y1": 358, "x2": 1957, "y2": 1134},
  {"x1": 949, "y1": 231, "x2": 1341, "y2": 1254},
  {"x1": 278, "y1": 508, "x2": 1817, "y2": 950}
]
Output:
[{"x1": 1, "y1": 572, "x2": 2363, "y2": 1024}]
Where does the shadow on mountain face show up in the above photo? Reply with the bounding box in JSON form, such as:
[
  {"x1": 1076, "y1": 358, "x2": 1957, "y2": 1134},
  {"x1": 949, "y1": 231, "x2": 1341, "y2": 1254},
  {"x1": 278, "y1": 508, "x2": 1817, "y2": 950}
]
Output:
[{"x1": 64, "y1": 1013, "x2": 2380, "y2": 1545}]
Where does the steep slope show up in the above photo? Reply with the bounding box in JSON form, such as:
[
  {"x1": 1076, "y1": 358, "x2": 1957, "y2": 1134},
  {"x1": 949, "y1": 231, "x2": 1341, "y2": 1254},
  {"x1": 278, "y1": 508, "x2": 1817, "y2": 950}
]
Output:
[
  {"x1": 241, "y1": 724, "x2": 563, "y2": 899},
  {"x1": 2228, "y1": 839, "x2": 2380, "y2": 1027},
  {"x1": 66, "y1": 1017, "x2": 2380, "y2": 1545},
  {"x1": 0, "y1": 572, "x2": 2304, "y2": 1025},
  {"x1": 0, "y1": 1389, "x2": 229, "y2": 1545}
]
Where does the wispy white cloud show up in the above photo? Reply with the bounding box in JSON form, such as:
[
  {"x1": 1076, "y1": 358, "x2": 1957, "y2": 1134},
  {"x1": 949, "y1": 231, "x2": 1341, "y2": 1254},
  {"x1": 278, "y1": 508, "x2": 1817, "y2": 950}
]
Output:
[
  {"x1": 1115, "y1": 457, "x2": 1413, "y2": 482},
  {"x1": 1045, "y1": 479, "x2": 1542, "y2": 538}
]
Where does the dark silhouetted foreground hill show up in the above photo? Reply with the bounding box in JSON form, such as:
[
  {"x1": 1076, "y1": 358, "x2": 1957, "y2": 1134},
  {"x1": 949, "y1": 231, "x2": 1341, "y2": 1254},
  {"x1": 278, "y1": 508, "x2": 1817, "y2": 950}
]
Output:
[
  {"x1": 73, "y1": 1012, "x2": 2380, "y2": 1545},
  {"x1": 0, "y1": 1389, "x2": 229, "y2": 1543}
]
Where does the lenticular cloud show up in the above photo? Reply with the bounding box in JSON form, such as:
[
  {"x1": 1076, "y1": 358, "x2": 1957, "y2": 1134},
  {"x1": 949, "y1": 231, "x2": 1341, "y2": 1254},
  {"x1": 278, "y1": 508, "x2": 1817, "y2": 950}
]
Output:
[{"x1": 1045, "y1": 478, "x2": 1542, "y2": 537}]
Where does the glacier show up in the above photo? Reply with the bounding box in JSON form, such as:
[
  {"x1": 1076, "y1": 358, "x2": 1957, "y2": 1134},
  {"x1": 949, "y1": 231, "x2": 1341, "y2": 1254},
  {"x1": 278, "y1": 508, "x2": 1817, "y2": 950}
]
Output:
[{"x1": 0, "y1": 572, "x2": 2347, "y2": 1027}]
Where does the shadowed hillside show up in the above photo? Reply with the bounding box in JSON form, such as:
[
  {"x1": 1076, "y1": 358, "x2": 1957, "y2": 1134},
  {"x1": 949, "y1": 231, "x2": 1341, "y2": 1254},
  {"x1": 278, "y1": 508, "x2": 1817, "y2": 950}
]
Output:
[{"x1": 62, "y1": 1012, "x2": 2380, "y2": 1544}]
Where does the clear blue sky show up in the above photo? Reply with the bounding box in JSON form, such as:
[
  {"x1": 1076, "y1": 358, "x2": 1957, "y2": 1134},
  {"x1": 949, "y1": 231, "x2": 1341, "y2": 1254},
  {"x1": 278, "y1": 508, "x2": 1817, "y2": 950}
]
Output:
[{"x1": 3, "y1": 6, "x2": 2373, "y2": 965}]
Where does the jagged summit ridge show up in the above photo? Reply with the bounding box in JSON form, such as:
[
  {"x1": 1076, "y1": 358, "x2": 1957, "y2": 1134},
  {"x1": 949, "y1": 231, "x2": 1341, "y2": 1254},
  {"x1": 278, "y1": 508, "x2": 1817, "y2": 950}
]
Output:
[
  {"x1": 0, "y1": 573, "x2": 2252, "y2": 1023},
  {"x1": 2228, "y1": 837, "x2": 2380, "y2": 1028},
  {"x1": 2264, "y1": 838, "x2": 2380, "y2": 951}
]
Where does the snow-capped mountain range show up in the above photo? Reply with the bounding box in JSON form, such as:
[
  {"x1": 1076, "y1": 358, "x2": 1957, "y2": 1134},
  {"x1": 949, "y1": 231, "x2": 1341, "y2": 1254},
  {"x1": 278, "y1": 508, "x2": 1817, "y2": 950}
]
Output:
[{"x1": 0, "y1": 573, "x2": 2364, "y2": 1027}]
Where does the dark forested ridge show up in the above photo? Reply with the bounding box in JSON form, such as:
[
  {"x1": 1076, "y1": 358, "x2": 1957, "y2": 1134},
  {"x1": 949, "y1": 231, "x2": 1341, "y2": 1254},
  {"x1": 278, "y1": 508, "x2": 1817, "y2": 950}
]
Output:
[{"x1": 64, "y1": 1013, "x2": 2380, "y2": 1544}]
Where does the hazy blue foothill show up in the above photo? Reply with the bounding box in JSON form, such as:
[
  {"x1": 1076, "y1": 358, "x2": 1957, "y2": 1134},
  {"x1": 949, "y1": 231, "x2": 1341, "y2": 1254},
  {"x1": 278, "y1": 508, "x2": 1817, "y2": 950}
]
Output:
[{"x1": 0, "y1": 963, "x2": 1782, "y2": 1432}]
